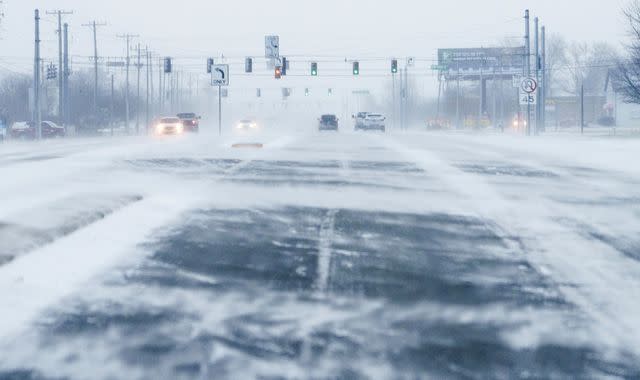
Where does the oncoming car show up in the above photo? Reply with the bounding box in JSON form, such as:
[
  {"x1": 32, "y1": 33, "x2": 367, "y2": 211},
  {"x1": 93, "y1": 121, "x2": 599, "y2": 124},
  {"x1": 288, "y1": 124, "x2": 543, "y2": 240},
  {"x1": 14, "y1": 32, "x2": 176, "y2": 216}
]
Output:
[
  {"x1": 235, "y1": 119, "x2": 260, "y2": 131},
  {"x1": 152, "y1": 117, "x2": 184, "y2": 135}
]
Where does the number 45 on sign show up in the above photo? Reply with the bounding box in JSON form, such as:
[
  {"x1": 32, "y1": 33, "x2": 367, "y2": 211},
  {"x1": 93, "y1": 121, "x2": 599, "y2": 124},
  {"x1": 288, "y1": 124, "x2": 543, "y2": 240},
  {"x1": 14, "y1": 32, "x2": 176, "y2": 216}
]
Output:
[{"x1": 520, "y1": 92, "x2": 537, "y2": 105}]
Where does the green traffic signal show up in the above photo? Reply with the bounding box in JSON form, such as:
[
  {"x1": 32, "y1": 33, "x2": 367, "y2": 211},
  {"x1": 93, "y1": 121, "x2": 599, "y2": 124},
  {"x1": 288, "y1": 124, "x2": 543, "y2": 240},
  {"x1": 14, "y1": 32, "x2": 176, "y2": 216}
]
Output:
[
  {"x1": 391, "y1": 59, "x2": 398, "y2": 74},
  {"x1": 353, "y1": 61, "x2": 360, "y2": 75},
  {"x1": 311, "y1": 62, "x2": 318, "y2": 76}
]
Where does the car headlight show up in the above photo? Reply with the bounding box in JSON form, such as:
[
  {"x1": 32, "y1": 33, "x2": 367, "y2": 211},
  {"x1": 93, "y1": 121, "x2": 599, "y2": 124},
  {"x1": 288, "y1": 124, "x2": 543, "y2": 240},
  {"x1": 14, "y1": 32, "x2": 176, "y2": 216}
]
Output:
[
  {"x1": 156, "y1": 124, "x2": 164, "y2": 133},
  {"x1": 250, "y1": 123, "x2": 258, "y2": 129},
  {"x1": 177, "y1": 123, "x2": 184, "y2": 132}
]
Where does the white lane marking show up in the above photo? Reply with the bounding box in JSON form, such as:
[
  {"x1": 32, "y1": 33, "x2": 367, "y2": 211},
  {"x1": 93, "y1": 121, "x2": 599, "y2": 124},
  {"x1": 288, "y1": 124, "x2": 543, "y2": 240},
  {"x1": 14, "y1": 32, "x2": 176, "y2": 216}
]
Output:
[{"x1": 316, "y1": 209, "x2": 337, "y2": 293}]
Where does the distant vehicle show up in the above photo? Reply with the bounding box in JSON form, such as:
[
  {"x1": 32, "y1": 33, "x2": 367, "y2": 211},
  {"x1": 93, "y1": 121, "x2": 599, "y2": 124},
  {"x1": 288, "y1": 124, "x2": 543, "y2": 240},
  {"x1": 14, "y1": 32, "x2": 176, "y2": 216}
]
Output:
[
  {"x1": 177, "y1": 112, "x2": 201, "y2": 133},
  {"x1": 42, "y1": 121, "x2": 66, "y2": 138},
  {"x1": 153, "y1": 117, "x2": 184, "y2": 135},
  {"x1": 357, "y1": 113, "x2": 386, "y2": 132},
  {"x1": 426, "y1": 118, "x2": 451, "y2": 130},
  {"x1": 0, "y1": 121, "x2": 7, "y2": 142},
  {"x1": 318, "y1": 114, "x2": 339, "y2": 131},
  {"x1": 10, "y1": 122, "x2": 34, "y2": 140},
  {"x1": 512, "y1": 115, "x2": 527, "y2": 131},
  {"x1": 235, "y1": 119, "x2": 260, "y2": 131},
  {"x1": 353, "y1": 112, "x2": 369, "y2": 129},
  {"x1": 9, "y1": 121, "x2": 65, "y2": 140}
]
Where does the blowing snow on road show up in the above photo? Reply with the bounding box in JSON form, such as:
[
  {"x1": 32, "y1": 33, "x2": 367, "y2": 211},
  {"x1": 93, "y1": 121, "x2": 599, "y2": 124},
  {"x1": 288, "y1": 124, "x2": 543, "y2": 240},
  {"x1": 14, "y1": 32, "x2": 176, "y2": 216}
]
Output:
[{"x1": 1, "y1": 130, "x2": 639, "y2": 379}]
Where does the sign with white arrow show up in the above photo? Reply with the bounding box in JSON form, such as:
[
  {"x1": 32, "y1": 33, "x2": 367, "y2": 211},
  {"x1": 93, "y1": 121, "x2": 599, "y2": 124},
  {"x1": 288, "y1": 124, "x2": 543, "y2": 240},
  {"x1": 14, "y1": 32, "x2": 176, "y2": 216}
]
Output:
[
  {"x1": 211, "y1": 64, "x2": 229, "y2": 86},
  {"x1": 265, "y1": 35, "x2": 280, "y2": 59}
]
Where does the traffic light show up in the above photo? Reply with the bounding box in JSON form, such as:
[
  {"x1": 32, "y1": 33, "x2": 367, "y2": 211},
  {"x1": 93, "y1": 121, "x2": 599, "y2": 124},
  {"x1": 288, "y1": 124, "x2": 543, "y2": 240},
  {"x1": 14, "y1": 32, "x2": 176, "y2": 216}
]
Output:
[
  {"x1": 46, "y1": 63, "x2": 57, "y2": 80},
  {"x1": 391, "y1": 59, "x2": 398, "y2": 74},
  {"x1": 164, "y1": 57, "x2": 172, "y2": 73},
  {"x1": 275, "y1": 66, "x2": 282, "y2": 79},
  {"x1": 207, "y1": 58, "x2": 214, "y2": 73},
  {"x1": 245, "y1": 57, "x2": 253, "y2": 73},
  {"x1": 328, "y1": 88, "x2": 333, "y2": 96},
  {"x1": 352, "y1": 61, "x2": 360, "y2": 75},
  {"x1": 311, "y1": 62, "x2": 318, "y2": 76},
  {"x1": 305, "y1": 88, "x2": 310, "y2": 96},
  {"x1": 281, "y1": 57, "x2": 288, "y2": 76},
  {"x1": 257, "y1": 88, "x2": 261, "y2": 98}
]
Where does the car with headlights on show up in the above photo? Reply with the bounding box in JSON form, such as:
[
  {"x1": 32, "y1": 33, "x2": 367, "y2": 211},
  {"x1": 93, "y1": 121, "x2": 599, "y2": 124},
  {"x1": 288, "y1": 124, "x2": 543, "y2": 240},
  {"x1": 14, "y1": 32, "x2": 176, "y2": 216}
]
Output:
[
  {"x1": 235, "y1": 119, "x2": 260, "y2": 131},
  {"x1": 153, "y1": 117, "x2": 184, "y2": 135}
]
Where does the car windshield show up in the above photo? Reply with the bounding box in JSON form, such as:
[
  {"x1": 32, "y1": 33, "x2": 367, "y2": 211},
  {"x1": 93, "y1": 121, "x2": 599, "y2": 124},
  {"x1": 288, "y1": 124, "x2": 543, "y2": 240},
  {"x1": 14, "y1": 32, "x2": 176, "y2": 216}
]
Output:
[{"x1": 3, "y1": 2, "x2": 640, "y2": 379}]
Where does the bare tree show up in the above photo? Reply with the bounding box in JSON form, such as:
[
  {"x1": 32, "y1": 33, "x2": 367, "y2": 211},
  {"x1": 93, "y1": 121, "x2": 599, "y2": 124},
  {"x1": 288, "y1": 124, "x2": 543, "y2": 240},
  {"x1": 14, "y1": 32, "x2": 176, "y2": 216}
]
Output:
[
  {"x1": 545, "y1": 34, "x2": 568, "y2": 97},
  {"x1": 617, "y1": 0, "x2": 640, "y2": 103},
  {"x1": 561, "y1": 41, "x2": 617, "y2": 96},
  {"x1": 0, "y1": 74, "x2": 31, "y2": 125}
]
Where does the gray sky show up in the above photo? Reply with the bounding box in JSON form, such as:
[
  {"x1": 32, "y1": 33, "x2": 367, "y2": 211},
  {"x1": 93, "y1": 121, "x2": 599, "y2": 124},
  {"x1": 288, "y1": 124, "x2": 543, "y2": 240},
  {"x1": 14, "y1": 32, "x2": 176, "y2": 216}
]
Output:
[{"x1": 0, "y1": 0, "x2": 630, "y2": 97}]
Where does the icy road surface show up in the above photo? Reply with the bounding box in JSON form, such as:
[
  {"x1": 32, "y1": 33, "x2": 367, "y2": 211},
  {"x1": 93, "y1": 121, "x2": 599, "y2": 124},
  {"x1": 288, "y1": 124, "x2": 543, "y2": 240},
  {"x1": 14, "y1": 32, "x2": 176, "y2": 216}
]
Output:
[{"x1": 0, "y1": 131, "x2": 639, "y2": 379}]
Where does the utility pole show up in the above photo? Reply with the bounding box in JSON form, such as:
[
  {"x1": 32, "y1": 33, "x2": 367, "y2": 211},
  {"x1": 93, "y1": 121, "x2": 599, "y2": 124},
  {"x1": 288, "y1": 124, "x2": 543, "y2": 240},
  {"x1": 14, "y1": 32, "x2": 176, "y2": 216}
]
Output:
[
  {"x1": 456, "y1": 68, "x2": 460, "y2": 130},
  {"x1": 146, "y1": 48, "x2": 150, "y2": 131},
  {"x1": 580, "y1": 83, "x2": 585, "y2": 135},
  {"x1": 63, "y1": 23, "x2": 69, "y2": 128},
  {"x1": 46, "y1": 10, "x2": 73, "y2": 125},
  {"x1": 534, "y1": 17, "x2": 540, "y2": 135},
  {"x1": 392, "y1": 72, "x2": 396, "y2": 130},
  {"x1": 524, "y1": 9, "x2": 531, "y2": 136},
  {"x1": 34, "y1": 9, "x2": 42, "y2": 140},
  {"x1": 135, "y1": 43, "x2": 141, "y2": 134},
  {"x1": 117, "y1": 33, "x2": 139, "y2": 134},
  {"x1": 110, "y1": 73, "x2": 114, "y2": 136},
  {"x1": 82, "y1": 21, "x2": 107, "y2": 113},
  {"x1": 541, "y1": 26, "x2": 547, "y2": 133},
  {"x1": 158, "y1": 58, "x2": 163, "y2": 114}
]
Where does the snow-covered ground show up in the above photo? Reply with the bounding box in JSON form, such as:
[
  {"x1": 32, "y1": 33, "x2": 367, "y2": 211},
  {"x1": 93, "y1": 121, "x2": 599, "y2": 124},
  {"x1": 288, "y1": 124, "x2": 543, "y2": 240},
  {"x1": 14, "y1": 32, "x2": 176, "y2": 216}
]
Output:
[{"x1": 0, "y1": 129, "x2": 639, "y2": 379}]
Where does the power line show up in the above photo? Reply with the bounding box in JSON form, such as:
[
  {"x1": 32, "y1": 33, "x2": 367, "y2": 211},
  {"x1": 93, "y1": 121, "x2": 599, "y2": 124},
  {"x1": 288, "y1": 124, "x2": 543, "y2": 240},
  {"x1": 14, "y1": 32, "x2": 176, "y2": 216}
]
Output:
[{"x1": 82, "y1": 21, "x2": 107, "y2": 112}]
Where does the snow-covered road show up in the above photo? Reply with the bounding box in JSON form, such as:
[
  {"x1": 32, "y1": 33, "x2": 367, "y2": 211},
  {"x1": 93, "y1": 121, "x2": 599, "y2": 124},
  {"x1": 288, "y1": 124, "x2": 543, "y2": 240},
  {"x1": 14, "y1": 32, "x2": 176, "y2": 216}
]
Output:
[{"x1": 0, "y1": 130, "x2": 639, "y2": 379}]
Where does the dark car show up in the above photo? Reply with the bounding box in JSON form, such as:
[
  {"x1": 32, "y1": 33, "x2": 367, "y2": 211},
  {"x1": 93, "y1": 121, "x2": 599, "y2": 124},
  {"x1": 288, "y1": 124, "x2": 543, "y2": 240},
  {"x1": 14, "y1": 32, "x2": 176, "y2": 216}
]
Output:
[
  {"x1": 10, "y1": 121, "x2": 65, "y2": 140},
  {"x1": 177, "y1": 113, "x2": 201, "y2": 133},
  {"x1": 318, "y1": 114, "x2": 339, "y2": 131}
]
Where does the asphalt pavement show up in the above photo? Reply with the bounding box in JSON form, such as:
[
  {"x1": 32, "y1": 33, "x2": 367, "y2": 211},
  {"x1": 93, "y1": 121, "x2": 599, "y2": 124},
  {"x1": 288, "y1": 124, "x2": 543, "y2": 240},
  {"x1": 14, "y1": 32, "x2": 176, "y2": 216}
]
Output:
[{"x1": 0, "y1": 130, "x2": 639, "y2": 379}]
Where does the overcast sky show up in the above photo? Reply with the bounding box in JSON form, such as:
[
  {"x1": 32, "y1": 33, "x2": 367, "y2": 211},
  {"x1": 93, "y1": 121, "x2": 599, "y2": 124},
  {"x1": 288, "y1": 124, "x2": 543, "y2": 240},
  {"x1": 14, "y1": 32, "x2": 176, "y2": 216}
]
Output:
[{"x1": 0, "y1": 0, "x2": 630, "y2": 97}]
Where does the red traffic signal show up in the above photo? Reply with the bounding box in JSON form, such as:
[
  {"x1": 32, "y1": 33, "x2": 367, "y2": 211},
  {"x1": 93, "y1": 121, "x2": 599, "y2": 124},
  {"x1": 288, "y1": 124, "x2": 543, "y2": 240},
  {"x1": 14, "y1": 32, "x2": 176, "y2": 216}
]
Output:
[{"x1": 275, "y1": 66, "x2": 282, "y2": 79}]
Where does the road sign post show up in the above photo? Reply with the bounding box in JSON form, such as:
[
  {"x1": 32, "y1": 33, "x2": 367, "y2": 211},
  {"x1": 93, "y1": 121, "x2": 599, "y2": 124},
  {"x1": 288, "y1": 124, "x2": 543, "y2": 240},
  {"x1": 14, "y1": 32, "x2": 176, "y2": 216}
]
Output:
[{"x1": 210, "y1": 64, "x2": 229, "y2": 137}]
